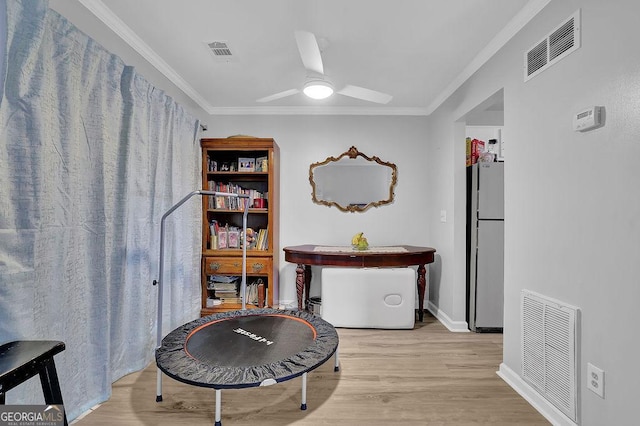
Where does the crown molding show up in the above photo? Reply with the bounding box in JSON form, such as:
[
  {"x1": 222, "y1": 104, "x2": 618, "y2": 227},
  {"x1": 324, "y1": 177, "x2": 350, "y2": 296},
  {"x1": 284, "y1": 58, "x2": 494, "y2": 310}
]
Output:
[
  {"x1": 206, "y1": 106, "x2": 430, "y2": 116},
  {"x1": 77, "y1": 0, "x2": 215, "y2": 113},
  {"x1": 425, "y1": 0, "x2": 551, "y2": 115}
]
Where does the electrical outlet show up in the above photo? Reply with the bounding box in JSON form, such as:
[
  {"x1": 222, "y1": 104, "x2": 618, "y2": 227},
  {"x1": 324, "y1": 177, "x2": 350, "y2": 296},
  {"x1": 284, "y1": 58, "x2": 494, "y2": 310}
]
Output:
[
  {"x1": 587, "y1": 363, "x2": 605, "y2": 398},
  {"x1": 440, "y1": 210, "x2": 447, "y2": 223}
]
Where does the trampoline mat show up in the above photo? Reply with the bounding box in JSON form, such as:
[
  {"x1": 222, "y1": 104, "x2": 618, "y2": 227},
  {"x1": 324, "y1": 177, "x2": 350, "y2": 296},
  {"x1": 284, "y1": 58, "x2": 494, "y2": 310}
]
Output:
[
  {"x1": 185, "y1": 315, "x2": 315, "y2": 367},
  {"x1": 156, "y1": 308, "x2": 338, "y2": 389}
]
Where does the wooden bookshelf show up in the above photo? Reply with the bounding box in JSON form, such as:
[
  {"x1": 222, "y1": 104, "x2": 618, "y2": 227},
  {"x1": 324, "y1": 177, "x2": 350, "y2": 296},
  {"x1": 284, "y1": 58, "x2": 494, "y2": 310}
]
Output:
[{"x1": 200, "y1": 137, "x2": 279, "y2": 315}]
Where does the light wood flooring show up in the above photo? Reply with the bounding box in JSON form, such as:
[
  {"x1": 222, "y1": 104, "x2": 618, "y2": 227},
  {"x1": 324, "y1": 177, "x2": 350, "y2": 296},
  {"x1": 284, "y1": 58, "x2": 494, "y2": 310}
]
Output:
[{"x1": 73, "y1": 312, "x2": 549, "y2": 425}]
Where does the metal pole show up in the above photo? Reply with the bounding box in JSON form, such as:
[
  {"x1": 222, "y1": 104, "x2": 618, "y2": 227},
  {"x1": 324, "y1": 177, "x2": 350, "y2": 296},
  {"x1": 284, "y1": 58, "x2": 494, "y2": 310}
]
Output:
[
  {"x1": 155, "y1": 190, "x2": 250, "y2": 402},
  {"x1": 241, "y1": 198, "x2": 249, "y2": 310},
  {"x1": 300, "y1": 372, "x2": 308, "y2": 410},
  {"x1": 215, "y1": 389, "x2": 222, "y2": 426}
]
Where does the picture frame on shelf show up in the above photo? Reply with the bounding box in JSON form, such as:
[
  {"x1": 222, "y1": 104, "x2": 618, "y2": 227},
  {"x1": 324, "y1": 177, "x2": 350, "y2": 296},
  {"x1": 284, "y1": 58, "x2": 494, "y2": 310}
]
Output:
[
  {"x1": 238, "y1": 157, "x2": 256, "y2": 172},
  {"x1": 255, "y1": 156, "x2": 268, "y2": 172},
  {"x1": 228, "y1": 229, "x2": 240, "y2": 248},
  {"x1": 218, "y1": 229, "x2": 228, "y2": 249}
]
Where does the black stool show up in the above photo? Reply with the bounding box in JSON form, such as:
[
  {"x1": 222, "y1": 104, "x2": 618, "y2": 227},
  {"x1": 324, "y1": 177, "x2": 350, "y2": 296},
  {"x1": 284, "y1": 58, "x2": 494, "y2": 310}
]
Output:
[{"x1": 0, "y1": 340, "x2": 68, "y2": 426}]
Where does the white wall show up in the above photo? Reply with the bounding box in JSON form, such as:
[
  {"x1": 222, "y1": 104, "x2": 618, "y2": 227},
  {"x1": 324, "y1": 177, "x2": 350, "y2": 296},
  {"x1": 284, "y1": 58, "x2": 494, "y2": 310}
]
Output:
[
  {"x1": 427, "y1": 0, "x2": 640, "y2": 424},
  {"x1": 206, "y1": 115, "x2": 430, "y2": 305}
]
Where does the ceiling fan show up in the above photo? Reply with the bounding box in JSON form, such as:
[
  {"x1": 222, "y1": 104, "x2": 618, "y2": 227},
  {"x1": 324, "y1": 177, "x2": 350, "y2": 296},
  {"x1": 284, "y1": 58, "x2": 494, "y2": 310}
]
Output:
[{"x1": 257, "y1": 30, "x2": 393, "y2": 104}]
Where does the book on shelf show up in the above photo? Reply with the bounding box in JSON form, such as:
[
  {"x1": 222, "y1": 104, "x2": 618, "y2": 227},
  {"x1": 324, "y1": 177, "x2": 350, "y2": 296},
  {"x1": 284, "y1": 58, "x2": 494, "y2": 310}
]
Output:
[
  {"x1": 208, "y1": 275, "x2": 238, "y2": 290},
  {"x1": 209, "y1": 220, "x2": 219, "y2": 249},
  {"x1": 245, "y1": 279, "x2": 265, "y2": 307},
  {"x1": 209, "y1": 283, "x2": 237, "y2": 292},
  {"x1": 213, "y1": 285, "x2": 237, "y2": 292},
  {"x1": 210, "y1": 275, "x2": 237, "y2": 283},
  {"x1": 257, "y1": 281, "x2": 265, "y2": 308},
  {"x1": 215, "y1": 292, "x2": 238, "y2": 301},
  {"x1": 207, "y1": 180, "x2": 263, "y2": 211},
  {"x1": 253, "y1": 227, "x2": 268, "y2": 250}
]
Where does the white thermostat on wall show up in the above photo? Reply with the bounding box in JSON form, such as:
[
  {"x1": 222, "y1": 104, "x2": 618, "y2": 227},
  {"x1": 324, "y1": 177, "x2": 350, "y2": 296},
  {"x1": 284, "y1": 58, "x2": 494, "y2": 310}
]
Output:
[{"x1": 573, "y1": 106, "x2": 602, "y2": 132}]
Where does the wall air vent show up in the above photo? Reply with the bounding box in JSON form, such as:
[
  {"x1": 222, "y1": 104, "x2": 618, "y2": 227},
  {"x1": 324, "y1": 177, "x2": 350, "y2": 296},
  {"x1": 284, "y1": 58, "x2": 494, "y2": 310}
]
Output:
[
  {"x1": 521, "y1": 290, "x2": 579, "y2": 422},
  {"x1": 524, "y1": 10, "x2": 581, "y2": 81}
]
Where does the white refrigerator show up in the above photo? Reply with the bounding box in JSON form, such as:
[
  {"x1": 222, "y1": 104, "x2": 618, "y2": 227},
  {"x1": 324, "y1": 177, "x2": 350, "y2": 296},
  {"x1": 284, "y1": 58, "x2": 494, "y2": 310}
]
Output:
[{"x1": 468, "y1": 162, "x2": 504, "y2": 332}]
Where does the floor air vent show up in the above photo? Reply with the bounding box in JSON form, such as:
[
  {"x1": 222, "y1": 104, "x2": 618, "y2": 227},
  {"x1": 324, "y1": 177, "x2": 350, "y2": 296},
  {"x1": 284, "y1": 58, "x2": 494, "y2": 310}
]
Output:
[
  {"x1": 524, "y1": 10, "x2": 581, "y2": 81},
  {"x1": 521, "y1": 290, "x2": 578, "y2": 422}
]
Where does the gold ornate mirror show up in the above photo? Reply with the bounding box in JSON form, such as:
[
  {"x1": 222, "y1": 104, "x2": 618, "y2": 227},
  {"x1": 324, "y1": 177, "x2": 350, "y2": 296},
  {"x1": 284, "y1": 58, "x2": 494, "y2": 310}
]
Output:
[{"x1": 309, "y1": 146, "x2": 397, "y2": 212}]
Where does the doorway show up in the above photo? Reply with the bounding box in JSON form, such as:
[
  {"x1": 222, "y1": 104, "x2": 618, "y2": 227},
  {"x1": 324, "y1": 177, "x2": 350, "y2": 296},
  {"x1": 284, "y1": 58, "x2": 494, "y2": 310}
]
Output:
[{"x1": 462, "y1": 89, "x2": 505, "y2": 332}]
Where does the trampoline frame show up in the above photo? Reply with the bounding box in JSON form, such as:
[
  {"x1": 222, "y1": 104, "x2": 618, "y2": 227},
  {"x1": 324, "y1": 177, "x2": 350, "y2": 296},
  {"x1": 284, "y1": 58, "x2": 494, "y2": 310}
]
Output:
[
  {"x1": 157, "y1": 308, "x2": 339, "y2": 424},
  {"x1": 153, "y1": 190, "x2": 339, "y2": 425}
]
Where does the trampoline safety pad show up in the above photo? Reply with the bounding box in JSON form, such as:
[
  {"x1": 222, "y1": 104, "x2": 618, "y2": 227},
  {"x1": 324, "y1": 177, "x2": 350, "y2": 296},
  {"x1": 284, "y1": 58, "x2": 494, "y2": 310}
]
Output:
[{"x1": 156, "y1": 308, "x2": 339, "y2": 389}]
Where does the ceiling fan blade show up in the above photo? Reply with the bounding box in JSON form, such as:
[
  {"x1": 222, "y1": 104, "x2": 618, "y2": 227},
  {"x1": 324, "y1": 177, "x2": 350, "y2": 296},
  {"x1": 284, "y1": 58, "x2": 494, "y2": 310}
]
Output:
[
  {"x1": 256, "y1": 88, "x2": 300, "y2": 103},
  {"x1": 337, "y1": 85, "x2": 393, "y2": 104},
  {"x1": 294, "y1": 30, "x2": 324, "y2": 75}
]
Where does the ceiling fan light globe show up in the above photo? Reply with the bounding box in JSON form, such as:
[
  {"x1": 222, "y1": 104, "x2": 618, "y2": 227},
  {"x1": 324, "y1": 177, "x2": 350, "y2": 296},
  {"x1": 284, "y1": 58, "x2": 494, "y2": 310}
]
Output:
[{"x1": 303, "y1": 80, "x2": 334, "y2": 100}]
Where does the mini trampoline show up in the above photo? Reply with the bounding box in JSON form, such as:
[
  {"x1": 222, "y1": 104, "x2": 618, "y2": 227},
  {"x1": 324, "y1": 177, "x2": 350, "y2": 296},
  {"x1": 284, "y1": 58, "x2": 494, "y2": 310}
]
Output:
[
  {"x1": 152, "y1": 191, "x2": 340, "y2": 425},
  {"x1": 156, "y1": 309, "x2": 339, "y2": 425}
]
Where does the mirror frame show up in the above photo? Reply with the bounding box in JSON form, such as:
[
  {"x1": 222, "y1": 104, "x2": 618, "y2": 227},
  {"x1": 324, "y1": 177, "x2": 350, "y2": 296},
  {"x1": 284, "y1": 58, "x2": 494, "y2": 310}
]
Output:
[{"x1": 309, "y1": 146, "x2": 398, "y2": 212}]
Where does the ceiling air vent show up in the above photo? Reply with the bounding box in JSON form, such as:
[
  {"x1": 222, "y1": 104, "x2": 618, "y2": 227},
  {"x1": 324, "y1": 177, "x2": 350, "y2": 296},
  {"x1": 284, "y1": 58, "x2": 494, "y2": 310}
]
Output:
[
  {"x1": 208, "y1": 41, "x2": 232, "y2": 56},
  {"x1": 524, "y1": 10, "x2": 580, "y2": 81},
  {"x1": 206, "y1": 41, "x2": 237, "y2": 62}
]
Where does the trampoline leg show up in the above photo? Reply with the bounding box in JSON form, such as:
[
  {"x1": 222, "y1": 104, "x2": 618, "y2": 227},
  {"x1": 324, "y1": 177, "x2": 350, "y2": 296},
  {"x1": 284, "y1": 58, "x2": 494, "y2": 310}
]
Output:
[
  {"x1": 334, "y1": 346, "x2": 340, "y2": 372},
  {"x1": 215, "y1": 389, "x2": 222, "y2": 426},
  {"x1": 300, "y1": 372, "x2": 307, "y2": 410},
  {"x1": 156, "y1": 368, "x2": 163, "y2": 402}
]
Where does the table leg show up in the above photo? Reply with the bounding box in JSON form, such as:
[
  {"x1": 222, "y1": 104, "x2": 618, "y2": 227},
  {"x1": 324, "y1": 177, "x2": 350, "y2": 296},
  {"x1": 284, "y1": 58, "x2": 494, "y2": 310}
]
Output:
[
  {"x1": 295, "y1": 264, "x2": 313, "y2": 311},
  {"x1": 295, "y1": 264, "x2": 305, "y2": 310},
  {"x1": 417, "y1": 264, "x2": 427, "y2": 322},
  {"x1": 304, "y1": 265, "x2": 312, "y2": 311}
]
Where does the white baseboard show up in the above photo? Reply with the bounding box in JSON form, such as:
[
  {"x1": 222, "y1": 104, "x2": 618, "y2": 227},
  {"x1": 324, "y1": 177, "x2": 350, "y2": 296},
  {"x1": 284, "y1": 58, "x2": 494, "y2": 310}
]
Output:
[
  {"x1": 425, "y1": 301, "x2": 469, "y2": 332},
  {"x1": 497, "y1": 363, "x2": 577, "y2": 426}
]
